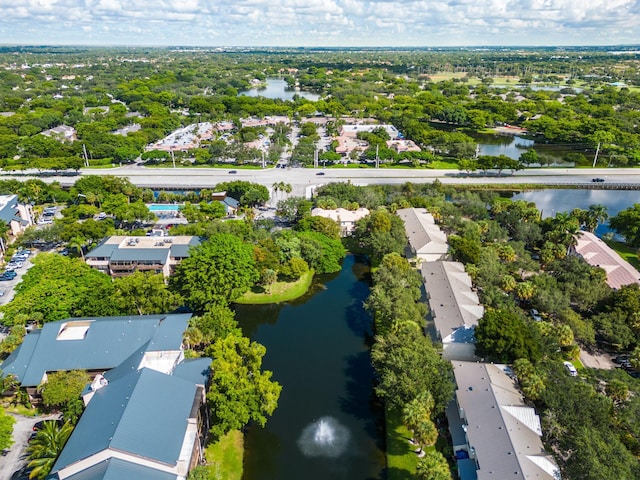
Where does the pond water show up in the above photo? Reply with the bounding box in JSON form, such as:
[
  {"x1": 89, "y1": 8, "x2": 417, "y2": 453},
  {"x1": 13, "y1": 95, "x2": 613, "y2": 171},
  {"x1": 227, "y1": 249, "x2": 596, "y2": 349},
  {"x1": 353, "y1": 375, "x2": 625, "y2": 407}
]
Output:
[
  {"x1": 236, "y1": 255, "x2": 385, "y2": 480},
  {"x1": 239, "y1": 78, "x2": 321, "y2": 102},
  {"x1": 510, "y1": 189, "x2": 639, "y2": 236},
  {"x1": 429, "y1": 121, "x2": 592, "y2": 162}
]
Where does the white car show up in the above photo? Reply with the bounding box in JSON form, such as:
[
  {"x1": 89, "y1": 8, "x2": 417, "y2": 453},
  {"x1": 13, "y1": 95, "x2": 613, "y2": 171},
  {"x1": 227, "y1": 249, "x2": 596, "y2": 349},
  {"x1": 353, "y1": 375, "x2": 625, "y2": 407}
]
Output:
[{"x1": 563, "y1": 361, "x2": 578, "y2": 377}]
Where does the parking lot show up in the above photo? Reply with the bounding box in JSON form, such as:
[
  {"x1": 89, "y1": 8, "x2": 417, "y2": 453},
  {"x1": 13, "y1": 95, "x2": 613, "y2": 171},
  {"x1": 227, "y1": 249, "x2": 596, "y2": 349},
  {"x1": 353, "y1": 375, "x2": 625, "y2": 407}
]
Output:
[{"x1": 0, "y1": 413, "x2": 61, "y2": 480}]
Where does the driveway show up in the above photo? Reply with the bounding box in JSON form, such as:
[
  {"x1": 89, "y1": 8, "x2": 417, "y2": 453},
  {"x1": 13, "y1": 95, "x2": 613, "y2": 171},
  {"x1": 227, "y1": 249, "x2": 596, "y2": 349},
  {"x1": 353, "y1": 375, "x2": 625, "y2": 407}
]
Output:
[{"x1": 0, "y1": 413, "x2": 59, "y2": 480}]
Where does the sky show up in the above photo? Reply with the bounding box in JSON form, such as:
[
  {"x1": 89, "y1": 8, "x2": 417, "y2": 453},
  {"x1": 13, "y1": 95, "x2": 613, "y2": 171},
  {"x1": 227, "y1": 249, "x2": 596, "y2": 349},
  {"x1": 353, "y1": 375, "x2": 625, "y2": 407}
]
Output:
[{"x1": 0, "y1": 0, "x2": 639, "y2": 47}]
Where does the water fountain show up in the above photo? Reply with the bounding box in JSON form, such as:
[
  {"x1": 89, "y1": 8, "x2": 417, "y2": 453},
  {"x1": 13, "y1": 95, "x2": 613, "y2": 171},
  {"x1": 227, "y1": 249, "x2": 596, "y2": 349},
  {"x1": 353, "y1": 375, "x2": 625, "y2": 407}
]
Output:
[{"x1": 297, "y1": 416, "x2": 351, "y2": 458}]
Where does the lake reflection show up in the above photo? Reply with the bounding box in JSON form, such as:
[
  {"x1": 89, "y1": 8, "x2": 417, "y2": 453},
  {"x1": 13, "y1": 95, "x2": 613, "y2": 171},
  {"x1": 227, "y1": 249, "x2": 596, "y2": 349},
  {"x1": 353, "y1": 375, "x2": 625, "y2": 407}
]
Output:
[
  {"x1": 236, "y1": 255, "x2": 385, "y2": 480},
  {"x1": 239, "y1": 77, "x2": 321, "y2": 101},
  {"x1": 511, "y1": 189, "x2": 640, "y2": 236}
]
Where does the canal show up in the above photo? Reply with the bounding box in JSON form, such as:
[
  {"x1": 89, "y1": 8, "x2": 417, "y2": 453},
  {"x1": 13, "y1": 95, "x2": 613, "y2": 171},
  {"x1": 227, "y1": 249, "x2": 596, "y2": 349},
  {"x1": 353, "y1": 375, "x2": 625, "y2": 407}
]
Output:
[{"x1": 236, "y1": 255, "x2": 385, "y2": 480}]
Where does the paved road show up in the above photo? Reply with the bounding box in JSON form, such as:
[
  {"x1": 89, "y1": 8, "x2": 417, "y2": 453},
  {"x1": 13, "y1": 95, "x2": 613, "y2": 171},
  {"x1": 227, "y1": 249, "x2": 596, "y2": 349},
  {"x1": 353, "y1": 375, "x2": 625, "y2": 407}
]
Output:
[
  {"x1": 3, "y1": 166, "x2": 640, "y2": 198},
  {"x1": 0, "y1": 413, "x2": 59, "y2": 480}
]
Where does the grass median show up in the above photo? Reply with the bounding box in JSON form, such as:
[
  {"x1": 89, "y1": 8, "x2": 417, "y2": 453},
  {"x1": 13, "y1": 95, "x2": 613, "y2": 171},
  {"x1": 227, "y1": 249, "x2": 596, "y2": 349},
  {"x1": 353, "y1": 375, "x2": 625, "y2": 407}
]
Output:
[{"x1": 234, "y1": 269, "x2": 315, "y2": 305}]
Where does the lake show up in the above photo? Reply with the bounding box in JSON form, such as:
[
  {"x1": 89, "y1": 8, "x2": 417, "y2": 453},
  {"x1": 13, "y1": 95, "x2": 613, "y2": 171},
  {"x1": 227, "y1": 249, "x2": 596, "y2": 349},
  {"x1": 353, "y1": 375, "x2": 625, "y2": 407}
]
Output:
[
  {"x1": 429, "y1": 121, "x2": 592, "y2": 162},
  {"x1": 239, "y1": 78, "x2": 321, "y2": 102},
  {"x1": 236, "y1": 255, "x2": 385, "y2": 480},
  {"x1": 511, "y1": 188, "x2": 639, "y2": 236}
]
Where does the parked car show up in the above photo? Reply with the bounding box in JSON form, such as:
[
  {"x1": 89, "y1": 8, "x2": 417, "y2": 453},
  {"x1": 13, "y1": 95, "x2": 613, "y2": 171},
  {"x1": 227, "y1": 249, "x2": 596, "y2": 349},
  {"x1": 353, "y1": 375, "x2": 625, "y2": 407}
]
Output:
[
  {"x1": 563, "y1": 361, "x2": 578, "y2": 377},
  {"x1": 530, "y1": 309, "x2": 542, "y2": 322}
]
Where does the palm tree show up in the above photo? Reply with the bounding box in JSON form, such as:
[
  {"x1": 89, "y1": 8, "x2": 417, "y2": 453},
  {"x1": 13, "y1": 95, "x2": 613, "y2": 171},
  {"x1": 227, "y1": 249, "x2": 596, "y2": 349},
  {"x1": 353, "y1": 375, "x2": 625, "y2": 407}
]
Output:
[
  {"x1": 415, "y1": 450, "x2": 452, "y2": 480},
  {"x1": 584, "y1": 204, "x2": 609, "y2": 233},
  {"x1": 27, "y1": 421, "x2": 73, "y2": 479},
  {"x1": 68, "y1": 236, "x2": 86, "y2": 261},
  {"x1": 402, "y1": 391, "x2": 434, "y2": 451}
]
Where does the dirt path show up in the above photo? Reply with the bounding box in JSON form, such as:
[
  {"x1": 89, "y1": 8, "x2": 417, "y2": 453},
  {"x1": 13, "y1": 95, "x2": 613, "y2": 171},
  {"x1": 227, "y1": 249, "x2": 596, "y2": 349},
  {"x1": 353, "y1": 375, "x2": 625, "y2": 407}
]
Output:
[{"x1": 580, "y1": 349, "x2": 616, "y2": 370}]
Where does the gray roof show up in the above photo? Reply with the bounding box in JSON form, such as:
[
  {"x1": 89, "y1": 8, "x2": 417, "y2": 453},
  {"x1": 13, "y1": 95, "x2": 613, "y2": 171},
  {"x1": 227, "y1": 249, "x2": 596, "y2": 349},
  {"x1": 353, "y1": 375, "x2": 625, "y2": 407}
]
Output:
[
  {"x1": 61, "y1": 457, "x2": 178, "y2": 480},
  {"x1": 53, "y1": 368, "x2": 198, "y2": 473},
  {"x1": 396, "y1": 208, "x2": 448, "y2": 257},
  {"x1": 110, "y1": 248, "x2": 170, "y2": 263},
  {"x1": 451, "y1": 361, "x2": 560, "y2": 480},
  {"x1": 85, "y1": 243, "x2": 118, "y2": 259},
  {"x1": 173, "y1": 358, "x2": 211, "y2": 386},
  {"x1": 421, "y1": 262, "x2": 483, "y2": 345},
  {"x1": 1, "y1": 314, "x2": 190, "y2": 387}
]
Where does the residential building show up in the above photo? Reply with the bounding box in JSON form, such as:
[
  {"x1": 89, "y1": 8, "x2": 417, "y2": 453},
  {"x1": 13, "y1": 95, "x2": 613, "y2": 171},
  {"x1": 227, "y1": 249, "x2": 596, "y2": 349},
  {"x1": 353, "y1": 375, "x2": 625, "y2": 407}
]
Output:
[
  {"x1": 386, "y1": 139, "x2": 421, "y2": 153},
  {"x1": 570, "y1": 231, "x2": 640, "y2": 289},
  {"x1": 0, "y1": 194, "x2": 33, "y2": 237},
  {"x1": 85, "y1": 235, "x2": 200, "y2": 277},
  {"x1": 40, "y1": 124, "x2": 77, "y2": 142},
  {"x1": 339, "y1": 124, "x2": 400, "y2": 139},
  {"x1": 311, "y1": 207, "x2": 370, "y2": 236},
  {"x1": 421, "y1": 262, "x2": 482, "y2": 361},
  {"x1": 447, "y1": 361, "x2": 560, "y2": 480},
  {"x1": 1, "y1": 313, "x2": 191, "y2": 400},
  {"x1": 1, "y1": 313, "x2": 211, "y2": 480},
  {"x1": 396, "y1": 208, "x2": 448, "y2": 262}
]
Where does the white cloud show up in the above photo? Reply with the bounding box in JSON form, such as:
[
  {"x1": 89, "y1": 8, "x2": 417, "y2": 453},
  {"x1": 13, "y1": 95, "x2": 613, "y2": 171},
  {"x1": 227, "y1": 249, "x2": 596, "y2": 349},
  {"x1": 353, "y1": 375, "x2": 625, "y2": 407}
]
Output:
[{"x1": 0, "y1": 0, "x2": 639, "y2": 45}]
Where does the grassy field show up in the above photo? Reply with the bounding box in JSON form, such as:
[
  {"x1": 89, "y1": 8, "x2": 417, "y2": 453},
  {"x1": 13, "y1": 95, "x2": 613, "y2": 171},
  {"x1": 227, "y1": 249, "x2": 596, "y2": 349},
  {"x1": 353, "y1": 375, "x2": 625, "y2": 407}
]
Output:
[
  {"x1": 385, "y1": 406, "x2": 420, "y2": 480},
  {"x1": 202, "y1": 430, "x2": 244, "y2": 480},
  {"x1": 604, "y1": 239, "x2": 640, "y2": 270},
  {"x1": 234, "y1": 269, "x2": 314, "y2": 304}
]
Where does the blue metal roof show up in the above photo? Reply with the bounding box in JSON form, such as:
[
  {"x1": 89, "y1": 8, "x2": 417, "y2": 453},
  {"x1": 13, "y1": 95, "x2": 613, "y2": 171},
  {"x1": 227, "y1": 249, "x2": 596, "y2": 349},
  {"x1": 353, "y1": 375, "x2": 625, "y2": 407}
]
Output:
[
  {"x1": 173, "y1": 358, "x2": 211, "y2": 386},
  {"x1": 110, "y1": 248, "x2": 170, "y2": 263},
  {"x1": 85, "y1": 243, "x2": 118, "y2": 259},
  {"x1": 1, "y1": 314, "x2": 190, "y2": 387},
  {"x1": 60, "y1": 457, "x2": 178, "y2": 480},
  {"x1": 53, "y1": 368, "x2": 198, "y2": 472},
  {"x1": 1, "y1": 330, "x2": 41, "y2": 381}
]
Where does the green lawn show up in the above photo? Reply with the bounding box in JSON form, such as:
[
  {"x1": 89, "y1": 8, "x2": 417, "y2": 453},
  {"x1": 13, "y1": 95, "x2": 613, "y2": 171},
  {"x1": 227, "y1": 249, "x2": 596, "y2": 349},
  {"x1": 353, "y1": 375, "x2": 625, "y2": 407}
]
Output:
[
  {"x1": 234, "y1": 270, "x2": 314, "y2": 304},
  {"x1": 604, "y1": 239, "x2": 640, "y2": 270},
  {"x1": 202, "y1": 430, "x2": 244, "y2": 480},
  {"x1": 385, "y1": 406, "x2": 420, "y2": 480}
]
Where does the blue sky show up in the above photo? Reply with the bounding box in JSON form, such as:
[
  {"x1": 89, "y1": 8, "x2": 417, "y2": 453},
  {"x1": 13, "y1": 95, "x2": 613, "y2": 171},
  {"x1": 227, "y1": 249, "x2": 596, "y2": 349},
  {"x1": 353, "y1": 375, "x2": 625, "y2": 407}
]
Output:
[{"x1": 0, "y1": 0, "x2": 638, "y2": 47}]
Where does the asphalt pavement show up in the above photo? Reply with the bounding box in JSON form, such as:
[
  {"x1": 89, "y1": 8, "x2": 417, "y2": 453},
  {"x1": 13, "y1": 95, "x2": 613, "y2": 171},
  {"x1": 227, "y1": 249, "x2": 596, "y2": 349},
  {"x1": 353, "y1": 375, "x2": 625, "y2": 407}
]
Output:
[{"x1": 2, "y1": 166, "x2": 640, "y2": 199}]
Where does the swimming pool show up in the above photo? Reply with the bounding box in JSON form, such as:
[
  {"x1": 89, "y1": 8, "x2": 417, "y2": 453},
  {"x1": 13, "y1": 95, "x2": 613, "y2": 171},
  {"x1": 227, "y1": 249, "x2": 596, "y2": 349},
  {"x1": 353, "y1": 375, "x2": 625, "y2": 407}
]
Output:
[{"x1": 147, "y1": 203, "x2": 184, "y2": 212}]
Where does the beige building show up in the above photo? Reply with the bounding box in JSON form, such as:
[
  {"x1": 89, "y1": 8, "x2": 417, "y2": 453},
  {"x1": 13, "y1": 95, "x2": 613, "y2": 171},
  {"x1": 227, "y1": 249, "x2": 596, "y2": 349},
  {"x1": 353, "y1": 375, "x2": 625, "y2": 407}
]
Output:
[
  {"x1": 0, "y1": 194, "x2": 34, "y2": 237},
  {"x1": 396, "y1": 208, "x2": 448, "y2": 262},
  {"x1": 85, "y1": 235, "x2": 200, "y2": 277},
  {"x1": 311, "y1": 207, "x2": 370, "y2": 236}
]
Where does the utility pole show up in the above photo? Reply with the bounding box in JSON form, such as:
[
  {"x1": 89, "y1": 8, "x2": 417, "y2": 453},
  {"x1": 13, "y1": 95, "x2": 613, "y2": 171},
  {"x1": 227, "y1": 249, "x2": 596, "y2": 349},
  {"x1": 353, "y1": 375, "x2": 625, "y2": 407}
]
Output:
[
  {"x1": 475, "y1": 144, "x2": 480, "y2": 159},
  {"x1": 592, "y1": 142, "x2": 600, "y2": 168},
  {"x1": 82, "y1": 144, "x2": 89, "y2": 167},
  {"x1": 375, "y1": 144, "x2": 379, "y2": 168},
  {"x1": 171, "y1": 150, "x2": 176, "y2": 169},
  {"x1": 313, "y1": 148, "x2": 318, "y2": 168}
]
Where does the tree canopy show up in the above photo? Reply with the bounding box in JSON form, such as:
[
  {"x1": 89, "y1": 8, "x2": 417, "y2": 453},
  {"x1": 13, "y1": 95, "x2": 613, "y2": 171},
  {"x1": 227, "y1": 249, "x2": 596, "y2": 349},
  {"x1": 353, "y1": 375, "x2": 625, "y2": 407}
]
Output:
[{"x1": 171, "y1": 233, "x2": 259, "y2": 312}]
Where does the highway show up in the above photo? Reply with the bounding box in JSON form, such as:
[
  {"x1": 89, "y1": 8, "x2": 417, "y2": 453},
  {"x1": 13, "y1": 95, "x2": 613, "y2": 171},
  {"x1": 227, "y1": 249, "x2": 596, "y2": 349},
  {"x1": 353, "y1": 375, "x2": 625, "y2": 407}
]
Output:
[{"x1": 3, "y1": 165, "x2": 640, "y2": 197}]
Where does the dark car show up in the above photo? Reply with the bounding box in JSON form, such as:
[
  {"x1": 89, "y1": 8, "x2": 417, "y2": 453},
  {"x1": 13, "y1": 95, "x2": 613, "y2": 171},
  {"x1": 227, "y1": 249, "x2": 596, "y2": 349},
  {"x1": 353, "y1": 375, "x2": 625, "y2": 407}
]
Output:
[
  {"x1": 591, "y1": 177, "x2": 605, "y2": 183},
  {"x1": 316, "y1": 172, "x2": 325, "y2": 176},
  {"x1": 228, "y1": 170, "x2": 237, "y2": 174}
]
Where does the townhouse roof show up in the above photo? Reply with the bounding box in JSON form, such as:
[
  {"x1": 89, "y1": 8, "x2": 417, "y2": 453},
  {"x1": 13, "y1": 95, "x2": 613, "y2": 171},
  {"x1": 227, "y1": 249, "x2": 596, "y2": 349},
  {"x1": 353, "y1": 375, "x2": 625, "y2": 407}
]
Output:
[
  {"x1": 572, "y1": 230, "x2": 640, "y2": 289},
  {"x1": 421, "y1": 261, "x2": 483, "y2": 343},
  {"x1": 61, "y1": 457, "x2": 178, "y2": 480},
  {"x1": 396, "y1": 208, "x2": 448, "y2": 256},
  {"x1": 86, "y1": 236, "x2": 200, "y2": 261},
  {"x1": 451, "y1": 361, "x2": 560, "y2": 480},
  {"x1": 52, "y1": 368, "x2": 199, "y2": 473},
  {"x1": 1, "y1": 314, "x2": 191, "y2": 387}
]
